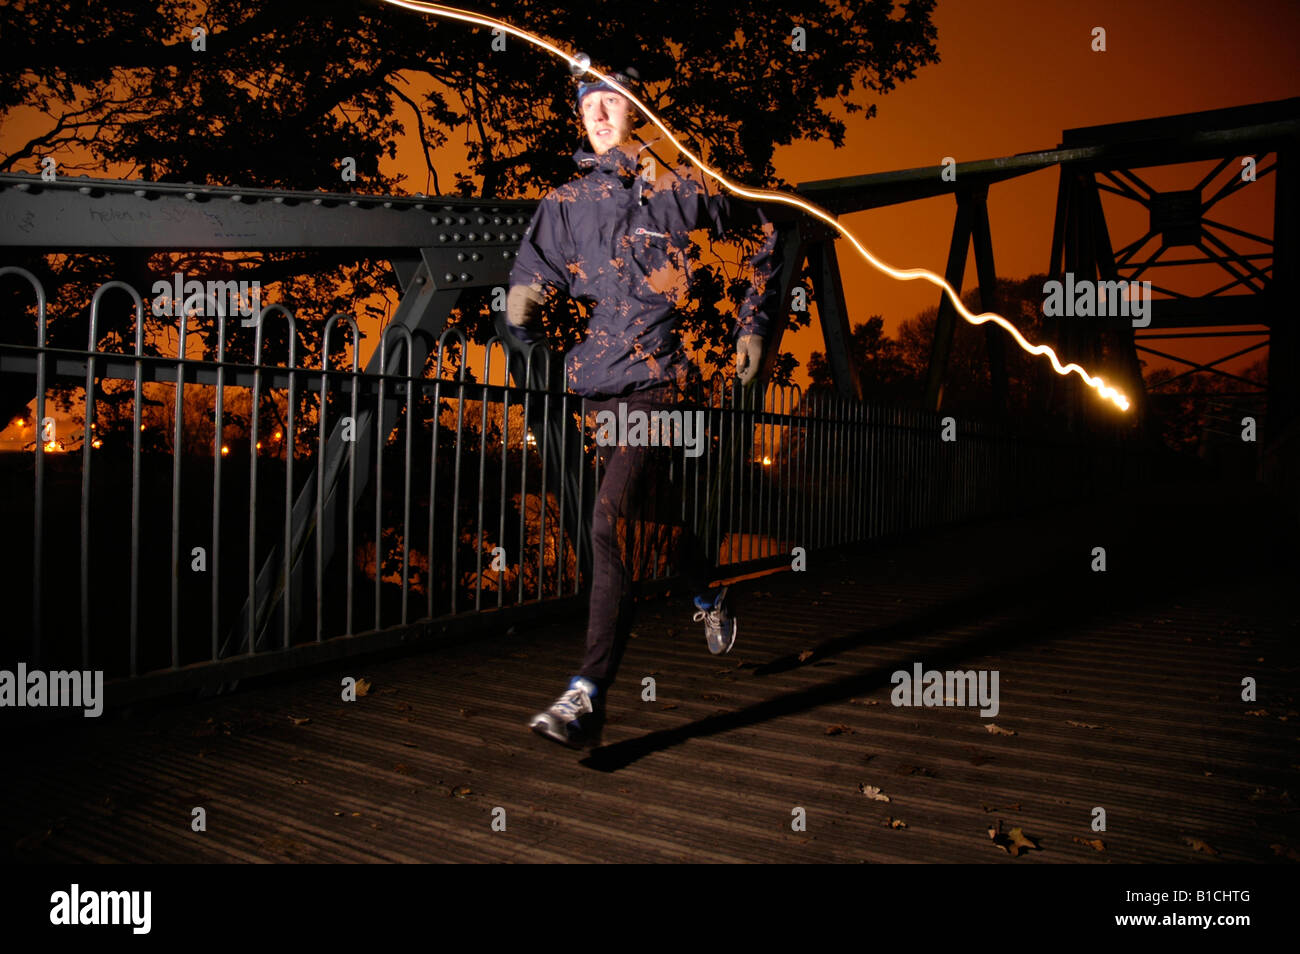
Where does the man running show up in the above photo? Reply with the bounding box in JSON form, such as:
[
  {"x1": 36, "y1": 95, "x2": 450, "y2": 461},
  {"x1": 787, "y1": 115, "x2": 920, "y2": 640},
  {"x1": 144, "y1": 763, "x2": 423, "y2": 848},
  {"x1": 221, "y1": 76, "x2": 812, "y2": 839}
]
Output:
[{"x1": 505, "y1": 66, "x2": 783, "y2": 747}]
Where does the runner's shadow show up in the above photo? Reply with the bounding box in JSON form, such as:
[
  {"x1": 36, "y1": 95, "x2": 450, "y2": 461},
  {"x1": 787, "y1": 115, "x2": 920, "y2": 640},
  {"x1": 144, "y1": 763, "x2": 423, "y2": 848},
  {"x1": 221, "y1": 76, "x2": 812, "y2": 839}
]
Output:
[
  {"x1": 578, "y1": 556, "x2": 1185, "y2": 773},
  {"x1": 749, "y1": 561, "x2": 1067, "y2": 676}
]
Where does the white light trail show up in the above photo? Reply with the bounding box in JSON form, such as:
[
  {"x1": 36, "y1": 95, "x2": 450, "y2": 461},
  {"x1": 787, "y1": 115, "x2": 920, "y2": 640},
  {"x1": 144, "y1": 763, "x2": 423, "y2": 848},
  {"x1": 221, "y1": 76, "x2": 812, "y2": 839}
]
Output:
[{"x1": 379, "y1": 0, "x2": 1131, "y2": 411}]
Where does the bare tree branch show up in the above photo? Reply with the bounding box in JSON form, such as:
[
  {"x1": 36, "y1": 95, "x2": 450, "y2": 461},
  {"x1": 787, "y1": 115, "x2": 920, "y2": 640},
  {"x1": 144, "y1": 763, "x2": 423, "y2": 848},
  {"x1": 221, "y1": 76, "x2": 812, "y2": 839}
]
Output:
[{"x1": 384, "y1": 79, "x2": 442, "y2": 196}]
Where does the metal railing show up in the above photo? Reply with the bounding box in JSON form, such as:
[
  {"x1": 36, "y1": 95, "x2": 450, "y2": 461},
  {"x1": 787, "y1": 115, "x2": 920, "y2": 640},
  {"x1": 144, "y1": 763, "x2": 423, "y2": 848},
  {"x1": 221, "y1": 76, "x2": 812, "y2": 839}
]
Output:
[{"x1": 0, "y1": 268, "x2": 1152, "y2": 698}]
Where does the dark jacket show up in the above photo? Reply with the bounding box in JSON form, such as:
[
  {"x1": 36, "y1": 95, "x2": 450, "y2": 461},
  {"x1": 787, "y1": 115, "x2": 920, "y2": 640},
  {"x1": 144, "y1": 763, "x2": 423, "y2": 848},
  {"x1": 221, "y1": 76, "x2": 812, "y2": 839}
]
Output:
[{"x1": 507, "y1": 139, "x2": 783, "y2": 398}]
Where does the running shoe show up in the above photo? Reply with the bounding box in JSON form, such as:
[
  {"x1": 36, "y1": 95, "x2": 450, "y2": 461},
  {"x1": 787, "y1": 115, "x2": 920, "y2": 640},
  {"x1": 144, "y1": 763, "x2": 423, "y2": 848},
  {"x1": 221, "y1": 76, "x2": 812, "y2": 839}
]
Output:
[
  {"x1": 529, "y1": 676, "x2": 603, "y2": 747},
  {"x1": 693, "y1": 586, "x2": 737, "y2": 655}
]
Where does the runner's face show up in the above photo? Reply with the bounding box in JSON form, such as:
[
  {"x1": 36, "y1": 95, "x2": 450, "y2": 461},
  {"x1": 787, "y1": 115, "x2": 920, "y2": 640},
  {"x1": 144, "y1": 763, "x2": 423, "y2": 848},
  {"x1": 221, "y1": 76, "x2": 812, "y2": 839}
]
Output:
[{"x1": 582, "y1": 91, "x2": 635, "y2": 155}]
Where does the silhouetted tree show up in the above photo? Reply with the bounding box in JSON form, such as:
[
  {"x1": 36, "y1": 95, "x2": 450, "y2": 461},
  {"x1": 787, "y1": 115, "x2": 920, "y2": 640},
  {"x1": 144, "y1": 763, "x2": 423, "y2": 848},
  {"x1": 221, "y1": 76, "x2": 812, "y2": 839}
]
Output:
[
  {"x1": 807, "y1": 314, "x2": 915, "y2": 402},
  {"x1": 0, "y1": 0, "x2": 941, "y2": 424}
]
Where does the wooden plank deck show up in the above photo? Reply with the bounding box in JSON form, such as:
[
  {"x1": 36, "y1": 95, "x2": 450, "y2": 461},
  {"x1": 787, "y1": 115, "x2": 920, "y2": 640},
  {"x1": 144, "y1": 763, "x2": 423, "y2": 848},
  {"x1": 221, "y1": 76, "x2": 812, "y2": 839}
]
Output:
[{"x1": 4, "y1": 479, "x2": 1297, "y2": 863}]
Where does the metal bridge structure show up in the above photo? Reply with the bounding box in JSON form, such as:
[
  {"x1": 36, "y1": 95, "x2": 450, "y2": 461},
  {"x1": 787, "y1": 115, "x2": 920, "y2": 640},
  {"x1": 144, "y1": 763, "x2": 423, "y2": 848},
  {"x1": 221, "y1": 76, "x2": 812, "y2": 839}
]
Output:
[
  {"x1": 793, "y1": 97, "x2": 1297, "y2": 438},
  {"x1": 1, "y1": 97, "x2": 1293, "y2": 703}
]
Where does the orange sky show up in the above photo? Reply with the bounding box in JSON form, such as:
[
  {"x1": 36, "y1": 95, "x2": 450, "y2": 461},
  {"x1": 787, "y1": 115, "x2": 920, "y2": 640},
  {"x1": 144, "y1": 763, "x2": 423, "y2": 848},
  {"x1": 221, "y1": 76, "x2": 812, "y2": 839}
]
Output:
[{"x1": 767, "y1": 0, "x2": 1298, "y2": 383}]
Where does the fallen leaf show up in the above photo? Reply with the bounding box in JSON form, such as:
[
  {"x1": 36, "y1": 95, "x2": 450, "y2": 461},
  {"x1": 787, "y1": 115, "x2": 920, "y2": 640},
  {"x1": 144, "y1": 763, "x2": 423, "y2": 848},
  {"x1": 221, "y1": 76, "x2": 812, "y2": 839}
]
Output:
[
  {"x1": 797, "y1": 650, "x2": 814, "y2": 662},
  {"x1": 355, "y1": 678, "x2": 372, "y2": 697},
  {"x1": 985, "y1": 724, "x2": 1016, "y2": 736},
  {"x1": 988, "y1": 822, "x2": 1041, "y2": 857},
  {"x1": 1073, "y1": 836, "x2": 1106, "y2": 852},
  {"x1": 858, "y1": 784, "x2": 890, "y2": 802},
  {"x1": 1270, "y1": 843, "x2": 1300, "y2": 862},
  {"x1": 1182, "y1": 836, "x2": 1218, "y2": 856},
  {"x1": 289, "y1": 716, "x2": 311, "y2": 726},
  {"x1": 825, "y1": 724, "x2": 854, "y2": 736},
  {"x1": 885, "y1": 817, "x2": 908, "y2": 829},
  {"x1": 451, "y1": 785, "x2": 472, "y2": 798},
  {"x1": 1066, "y1": 720, "x2": 1101, "y2": 729}
]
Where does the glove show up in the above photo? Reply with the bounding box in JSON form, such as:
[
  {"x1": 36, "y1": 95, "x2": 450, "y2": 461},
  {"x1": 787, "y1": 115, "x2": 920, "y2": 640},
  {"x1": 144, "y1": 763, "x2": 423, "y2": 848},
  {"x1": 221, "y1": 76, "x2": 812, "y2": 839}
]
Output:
[
  {"x1": 506, "y1": 282, "x2": 548, "y2": 342},
  {"x1": 735, "y1": 333, "x2": 764, "y2": 385}
]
